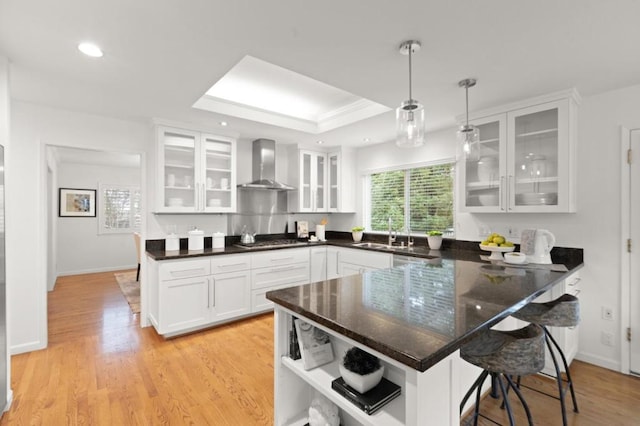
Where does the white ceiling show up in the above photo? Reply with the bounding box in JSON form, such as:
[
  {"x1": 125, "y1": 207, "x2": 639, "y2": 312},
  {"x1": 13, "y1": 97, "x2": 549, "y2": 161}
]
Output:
[{"x1": 2, "y1": 0, "x2": 640, "y2": 149}]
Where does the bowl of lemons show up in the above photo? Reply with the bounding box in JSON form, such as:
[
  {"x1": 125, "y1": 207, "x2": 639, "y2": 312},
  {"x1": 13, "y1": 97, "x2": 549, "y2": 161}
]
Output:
[{"x1": 479, "y1": 233, "x2": 515, "y2": 260}]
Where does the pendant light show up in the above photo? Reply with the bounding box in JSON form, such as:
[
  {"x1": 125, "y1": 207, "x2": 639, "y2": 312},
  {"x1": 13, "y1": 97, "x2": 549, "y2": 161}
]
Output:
[
  {"x1": 458, "y1": 78, "x2": 479, "y2": 159},
  {"x1": 396, "y1": 40, "x2": 425, "y2": 148}
]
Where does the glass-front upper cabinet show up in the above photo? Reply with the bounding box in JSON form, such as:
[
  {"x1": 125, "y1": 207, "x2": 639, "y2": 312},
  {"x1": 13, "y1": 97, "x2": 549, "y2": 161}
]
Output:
[
  {"x1": 202, "y1": 134, "x2": 236, "y2": 212},
  {"x1": 296, "y1": 150, "x2": 327, "y2": 212},
  {"x1": 460, "y1": 114, "x2": 507, "y2": 211},
  {"x1": 156, "y1": 125, "x2": 236, "y2": 213},
  {"x1": 328, "y1": 152, "x2": 339, "y2": 211},
  {"x1": 459, "y1": 89, "x2": 579, "y2": 213},
  {"x1": 159, "y1": 128, "x2": 199, "y2": 212}
]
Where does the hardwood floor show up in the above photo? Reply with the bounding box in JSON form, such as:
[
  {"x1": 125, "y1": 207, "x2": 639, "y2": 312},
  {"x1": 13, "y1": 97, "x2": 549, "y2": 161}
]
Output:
[
  {"x1": 2, "y1": 271, "x2": 274, "y2": 425},
  {"x1": 2, "y1": 270, "x2": 639, "y2": 425}
]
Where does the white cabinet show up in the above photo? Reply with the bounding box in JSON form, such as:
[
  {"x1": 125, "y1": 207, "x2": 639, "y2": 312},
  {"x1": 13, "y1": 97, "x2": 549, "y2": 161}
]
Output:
[
  {"x1": 327, "y1": 148, "x2": 356, "y2": 212},
  {"x1": 251, "y1": 248, "x2": 311, "y2": 313},
  {"x1": 326, "y1": 246, "x2": 341, "y2": 280},
  {"x1": 151, "y1": 258, "x2": 211, "y2": 334},
  {"x1": 149, "y1": 254, "x2": 251, "y2": 336},
  {"x1": 288, "y1": 146, "x2": 355, "y2": 213},
  {"x1": 210, "y1": 254, "x2": 252, "y2": 323},
  {"x1": 157, "y1": 125, "x2": 237, "y2": 213},
  {"x1": 337, "y1": 247, "x2": 393, "y2": 278},
  {"x1": 459, "y1": 89, "x2": 580, "y2": 213},
  {"x1": 310, "y1": 246, "x2": 327, "y2": 282},
  {"x1": 288, "y1": 149, "x2": 327, "y2": 212}
]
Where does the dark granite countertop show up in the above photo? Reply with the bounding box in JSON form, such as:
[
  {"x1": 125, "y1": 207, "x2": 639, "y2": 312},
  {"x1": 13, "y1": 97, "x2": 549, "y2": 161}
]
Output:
[{"x1": 266, "y1": 256, "x2": 583, "y2": 372}]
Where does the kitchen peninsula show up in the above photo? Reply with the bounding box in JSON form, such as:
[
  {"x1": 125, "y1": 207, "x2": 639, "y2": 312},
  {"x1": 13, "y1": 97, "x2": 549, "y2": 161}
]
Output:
[{"x1": 266, "y1": 254, "x2": 583, "y2": 426}]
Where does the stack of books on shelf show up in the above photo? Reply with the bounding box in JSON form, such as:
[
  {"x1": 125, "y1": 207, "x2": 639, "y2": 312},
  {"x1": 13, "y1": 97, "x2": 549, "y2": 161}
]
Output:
[{"x1": 331, "y1": 376, "x2": 401, "y2": 415}]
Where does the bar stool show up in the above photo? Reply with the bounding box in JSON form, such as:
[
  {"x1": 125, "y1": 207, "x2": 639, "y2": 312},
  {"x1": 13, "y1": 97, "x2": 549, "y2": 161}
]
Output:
[
  {"x1": 460, "y1": 323, "x2": 545, "y2": 426},
  {"x1": 512, "y1": 293, "x2": 580, "y2": 426}
]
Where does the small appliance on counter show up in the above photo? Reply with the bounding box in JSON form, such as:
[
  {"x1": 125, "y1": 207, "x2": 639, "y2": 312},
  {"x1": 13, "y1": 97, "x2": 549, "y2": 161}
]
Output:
[
  {"x1": 212, "y1": 232, "x2": 225, "y2": 249},
  {"x1": 521, "y1": 229, "x2": 555, "y2": 264},
  {"x1": 188, "y1": 228, "x2": 204, "y2": 251}
]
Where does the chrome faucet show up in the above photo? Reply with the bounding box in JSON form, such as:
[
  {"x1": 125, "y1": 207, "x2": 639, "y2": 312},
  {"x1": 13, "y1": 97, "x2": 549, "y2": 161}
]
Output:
[
  {"x1": 388, "y1": 217, "x2": 397, "y2": 246},
  {"x1": 406, "y1": 227, "x2": 414, "y2": 248}
]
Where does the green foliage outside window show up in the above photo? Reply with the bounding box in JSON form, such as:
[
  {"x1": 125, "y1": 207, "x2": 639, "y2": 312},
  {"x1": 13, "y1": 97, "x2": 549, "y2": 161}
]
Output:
[{"x1": 369, "y1": 163, "x2": 454, "y2": 235}]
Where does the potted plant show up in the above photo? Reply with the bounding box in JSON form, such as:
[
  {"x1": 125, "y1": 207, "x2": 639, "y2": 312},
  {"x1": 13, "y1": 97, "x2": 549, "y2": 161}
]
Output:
[
  {"x1": 426, "y1": 230, "x2": 443, "y2": 250},
  {"x1": 338, "y1": 347, "x2": 384, "y2": 393},
  {"x1": 351, "y1": 226, "x2": 365, "y2": 242}
]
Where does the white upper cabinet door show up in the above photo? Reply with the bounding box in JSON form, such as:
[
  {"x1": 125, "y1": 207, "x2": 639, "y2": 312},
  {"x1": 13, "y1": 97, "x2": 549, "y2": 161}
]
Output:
[
  {"x1": 458, "y1": 89, "x2": 579, "y2": 213},
  {"x1": 297, "y1": 150, "x2": 328, "y2": 212},
  {"x1": 157, "y1": 126, "x2": 200, "y2": 213},
  {"x1": 459, "y1": 114, "x2": 507, "y2": 212},
  {"x1": 506, "y1": 99, "x2": 571, "y2": 212},
  {"x1": 201, "y1": 133, "x2": 237, "y2": 213},
  {"x1": 156, "y1": 125, "x2": 237, "y2": 213}
]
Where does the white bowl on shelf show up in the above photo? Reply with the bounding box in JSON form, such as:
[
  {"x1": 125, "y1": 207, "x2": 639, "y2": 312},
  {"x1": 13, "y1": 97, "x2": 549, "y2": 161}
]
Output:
[{"x1": 479, "y1": 244, "x2": 515, "y2": 260}]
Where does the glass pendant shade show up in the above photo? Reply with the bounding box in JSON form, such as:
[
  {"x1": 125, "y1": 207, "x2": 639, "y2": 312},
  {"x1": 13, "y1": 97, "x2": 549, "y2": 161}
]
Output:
[
  {"x1": 458, "y1": 78, "x2": 479, "y2": 159},
  {"x1": 396, "y1": 100, "x2": 425, "y2": 148},
  {"x1": 458, "y1": 123, "x2": 479, "y2": 160}
]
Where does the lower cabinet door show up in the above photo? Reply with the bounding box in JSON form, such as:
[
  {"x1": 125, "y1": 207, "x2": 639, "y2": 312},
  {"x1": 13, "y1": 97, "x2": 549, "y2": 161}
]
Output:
[
  {"x1": 211, "y1": 270, "x2": 251, "y2": 322},
  {"x1": 159, "y1": 276, "x2": 210, "y2": 334}
]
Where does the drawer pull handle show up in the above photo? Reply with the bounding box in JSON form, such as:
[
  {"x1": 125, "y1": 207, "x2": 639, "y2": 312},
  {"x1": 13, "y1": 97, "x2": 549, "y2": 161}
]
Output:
[
  {"x1": 169, "y1": 268, "x2": 206, "y2": 277},
  {"x1": 270, "y1": 257, "x2": 295, "y2": 262},
  {"x1": 218, "y1": 262, "x2": 248, "y2": 268}
]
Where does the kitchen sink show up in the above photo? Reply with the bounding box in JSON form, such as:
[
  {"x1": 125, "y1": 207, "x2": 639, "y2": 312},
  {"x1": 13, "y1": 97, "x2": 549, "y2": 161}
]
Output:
[{"x1": 352, "y1": 242, "x2": 393, "y2": 249}]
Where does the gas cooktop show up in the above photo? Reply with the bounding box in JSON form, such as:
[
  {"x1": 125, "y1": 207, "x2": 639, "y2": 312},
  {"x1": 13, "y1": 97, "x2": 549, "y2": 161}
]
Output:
[{"x1": 234, "y1": 239, "x2": 309, "y2": 250}]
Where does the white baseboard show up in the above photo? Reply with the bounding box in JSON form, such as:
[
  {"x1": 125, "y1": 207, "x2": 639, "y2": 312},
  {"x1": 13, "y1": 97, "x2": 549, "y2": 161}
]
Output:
[
  {"x1": 57, "y1": 264, "x2": 137, "y2": 277},
  {"x1": 3, "y1": 389, "x2": 12, "y2": 412},
  {"x1": 575, "y1": 351, "x2": 621, "y2": 373},
  {"x1": 10, "y1": 339, "x2": 46, "y2": 356}
]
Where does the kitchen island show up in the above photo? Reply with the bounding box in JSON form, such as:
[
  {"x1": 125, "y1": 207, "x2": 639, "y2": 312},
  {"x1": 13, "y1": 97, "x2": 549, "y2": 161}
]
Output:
[{"x1": 266, "y1": 256, "x2": 583, "y2": 426}]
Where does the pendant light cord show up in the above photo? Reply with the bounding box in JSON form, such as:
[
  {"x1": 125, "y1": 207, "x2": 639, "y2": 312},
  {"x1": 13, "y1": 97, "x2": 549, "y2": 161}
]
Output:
[
  {"x1": 465, "y1": 83, "x2": 469, "y2": 127},
  {"x1": 408, "y1": 45, "x2": 413, "y2": 105}
]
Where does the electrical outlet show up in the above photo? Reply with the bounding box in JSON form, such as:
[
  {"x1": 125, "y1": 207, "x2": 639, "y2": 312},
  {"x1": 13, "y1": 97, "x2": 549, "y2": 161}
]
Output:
[
  {"x1": 601, "y1": 331, "x2": 614, "y2": 347},
  {"x1": 602, "y1": 306, "x2": 614, "y2": 321},
  {"x1": 507, "y1": 226, "x2": 519, "y2": 238}
]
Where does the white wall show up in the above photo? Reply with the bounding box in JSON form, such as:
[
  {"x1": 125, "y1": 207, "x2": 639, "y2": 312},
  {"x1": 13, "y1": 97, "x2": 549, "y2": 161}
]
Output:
[
  {"x1": 0, "y1": 55, "x2": 13, "y2": 412},
  {"x1": 9, "y1": 101, "x2": 149, "y2": 354},
  {"x1": 56, "y1": 162, "x2": 140, "y2": 275},
  {"x1": 355, "y1": 85, "x2": 640, "y2": 373}
]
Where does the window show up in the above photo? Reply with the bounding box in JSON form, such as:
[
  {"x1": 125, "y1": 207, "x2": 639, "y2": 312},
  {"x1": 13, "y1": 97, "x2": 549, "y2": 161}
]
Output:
[
  {"x1": 366, "y1": 162, "x2": 455, "y2": 236},
  {"x1": 98, "y1": 184, "x2": 141, "y2": 234}
]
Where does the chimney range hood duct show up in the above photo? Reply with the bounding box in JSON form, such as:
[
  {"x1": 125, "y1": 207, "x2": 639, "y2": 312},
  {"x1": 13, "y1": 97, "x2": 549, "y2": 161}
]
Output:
[{"x1": 238, "y1": 139, "x2": 294, "y2": 190}]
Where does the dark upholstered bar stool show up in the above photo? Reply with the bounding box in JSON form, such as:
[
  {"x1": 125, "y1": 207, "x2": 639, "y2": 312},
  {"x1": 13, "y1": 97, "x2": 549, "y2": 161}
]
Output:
[
  {"x1": 512, "y1": 293, "x2": 580, "y2": 426},
  {"x1": 460, "y1": 324, "x2": 545, "y2": 426}
]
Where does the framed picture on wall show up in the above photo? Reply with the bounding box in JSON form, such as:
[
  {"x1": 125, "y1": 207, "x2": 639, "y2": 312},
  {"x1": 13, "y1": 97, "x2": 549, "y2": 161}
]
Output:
[{"x1": 59, "y1": 188, "x2": 97, "y2": 217}]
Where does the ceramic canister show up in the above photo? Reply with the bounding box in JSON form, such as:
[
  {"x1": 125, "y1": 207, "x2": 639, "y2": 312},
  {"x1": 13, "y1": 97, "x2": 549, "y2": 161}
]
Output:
[
  {"x1": 188, "y1": 228, "x2": 204, "y2": 251},
  {"x1": 165, "y1": 233, "x2": 179, "y2": 252},
  {"x1": 212, "y1": 232, "x2": 225, "y2": 249}
]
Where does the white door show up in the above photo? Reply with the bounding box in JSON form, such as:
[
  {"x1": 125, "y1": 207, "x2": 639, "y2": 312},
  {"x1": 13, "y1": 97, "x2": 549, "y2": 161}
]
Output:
[{"x1": 630, "y1": 128, "x2": 640, "y2": 374}]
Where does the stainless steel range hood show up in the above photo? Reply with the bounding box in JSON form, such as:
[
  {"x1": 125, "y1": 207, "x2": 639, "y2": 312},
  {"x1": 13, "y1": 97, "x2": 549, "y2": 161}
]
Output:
[{"x1": 238, "y1": 139, "x2": 294, "y2": 190}]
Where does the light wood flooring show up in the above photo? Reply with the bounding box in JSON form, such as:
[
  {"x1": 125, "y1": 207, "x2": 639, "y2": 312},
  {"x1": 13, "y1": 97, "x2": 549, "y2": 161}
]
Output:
[{"x1": 1, "y1": 270, "x2": 639, "y2": 425}]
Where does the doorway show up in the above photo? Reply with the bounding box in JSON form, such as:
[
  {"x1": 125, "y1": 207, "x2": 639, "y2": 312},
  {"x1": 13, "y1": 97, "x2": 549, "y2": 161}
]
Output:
[{"x1": 45, "y1": 145, "x2": 144, "y2": 299}]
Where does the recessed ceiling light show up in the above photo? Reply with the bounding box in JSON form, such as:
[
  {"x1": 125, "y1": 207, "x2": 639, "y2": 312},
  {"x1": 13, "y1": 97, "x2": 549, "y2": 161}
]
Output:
[
  {"x1": 78, "y1": 42, "x2": 103, "y2": 58},
  {"x1": 363, "y1": 138, "x2": 371, "y2": 143},
  {"x1": 316, "y1": 140, "x2": 324, "y2": 145},
  {"x1": 220, "y1": 121, "x2": 228, "y2": 126}
]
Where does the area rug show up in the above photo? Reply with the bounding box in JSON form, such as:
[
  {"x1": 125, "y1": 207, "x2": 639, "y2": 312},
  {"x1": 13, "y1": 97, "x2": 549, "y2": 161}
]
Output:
[{"x1": 114, "y1": 270, "x2": 140, "y2": 314}]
